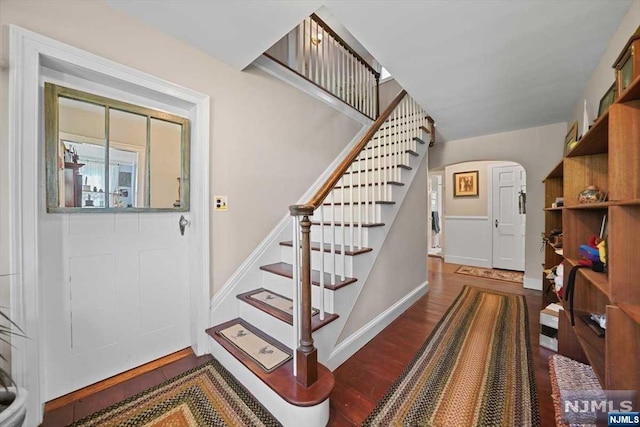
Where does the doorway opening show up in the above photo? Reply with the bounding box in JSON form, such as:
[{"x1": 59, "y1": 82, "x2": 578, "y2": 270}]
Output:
[
  {"x1": 429, "y1": 173, "x2": 443, "y2": 257},
  {"x1": 434, "y1": 161, "x2": 526, "y2": 273}
]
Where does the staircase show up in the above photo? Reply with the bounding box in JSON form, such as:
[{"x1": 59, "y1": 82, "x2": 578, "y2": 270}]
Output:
[{"x1": 206, "y1": 90, "x2": 433, "y2": 426}]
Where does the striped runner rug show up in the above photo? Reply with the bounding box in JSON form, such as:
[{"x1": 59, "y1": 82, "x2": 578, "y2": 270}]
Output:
[
  {"x1": 364, "y1": 286, "x2": 539, "y2": 426},
  {"x1": 70, "y1": 359, "x2": 281, "y2": 427}
]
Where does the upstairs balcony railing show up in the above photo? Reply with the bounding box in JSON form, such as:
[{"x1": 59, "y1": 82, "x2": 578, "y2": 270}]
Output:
[{"x1": 265, "y1": 14, "x2": 381, "y2": 120}]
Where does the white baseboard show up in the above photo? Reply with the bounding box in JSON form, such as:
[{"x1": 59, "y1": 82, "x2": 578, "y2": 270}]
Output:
[
  {"x1": 524, "y1": 276, "x2": 542, "y2": 291},
  {"x1": 325, "y1": 281, "x2": 429, "y2": 370},
  {"x1": 444, "y1": 255, "x2": 491, "y2": 268}
]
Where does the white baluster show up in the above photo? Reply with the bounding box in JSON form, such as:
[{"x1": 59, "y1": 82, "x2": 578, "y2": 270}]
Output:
[
  {"x1": 364, "y1": 137, "x2": 370, "y2": 226},
  {"x1": 318, "y1": 27, "x2": 328, "y2": 89},
  {"x1": 395, "y1": 105, "x2": 400, "y2": 182},
  {"x1": 314, "y1": 20, "x2": 320, "y2": 84},
  {"x1": 297, "y1": 21, "x2": 303, "y2": 74},
  {"x1": 340, "y1": 180, "x2": 346, "y2": 281},
  {"x1": 402, "y1": 99, "x2": 407, "y2": 169},
  {"x1": 383, "y1": 119, "x2": 388, "y2": 202},
  {"x1": 319, "y1": 205, "x2": 325, "y2": 321},
  {"x1": 350, "y1": 168, "x2": 355, "y2": 252},
  {"x1": 357, "y1": 149, "x2": 363, "y2": 248},
  {"x1": 330, "y1": 191, "x2": 336, "y2": 288},
  {"x1": 292, "y1": 216, "x2": 300, "y2": 376},
  {"x1": 377, "y1": 134, "x2": 382, "y2": 207}
]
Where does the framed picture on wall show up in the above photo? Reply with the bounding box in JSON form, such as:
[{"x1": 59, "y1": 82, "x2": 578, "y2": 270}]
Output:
[
  {"x1": 564, "y1": 121, "x2": 579, "y2": 155},
  {"x1": 453, "y1": 170, "x2": 479, "y2": 197}
]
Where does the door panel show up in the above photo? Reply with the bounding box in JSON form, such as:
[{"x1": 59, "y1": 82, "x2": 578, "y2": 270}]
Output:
[
  {"x1": 69, "y1": 254, "x2": 117, "y2": 354},
  {"x1": 492, "y1": 165, "x2": 526, "y2": 271},
  {"x1": 43, "y1": 211, "x2": 190, "y2": 400}
]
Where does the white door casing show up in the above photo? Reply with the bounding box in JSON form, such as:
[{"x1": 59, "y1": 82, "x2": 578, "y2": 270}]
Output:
[
  {"x1": 9, "y1": 26, "x2": 210, "y2": 426},
  {"x1": 491, "y1": 164, "x2": 526, "y2": 271}
]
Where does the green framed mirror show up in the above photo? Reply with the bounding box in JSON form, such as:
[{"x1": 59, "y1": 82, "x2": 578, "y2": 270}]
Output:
[{"x1": 45, "y1": 83, "x2": 190, "y2": 212}]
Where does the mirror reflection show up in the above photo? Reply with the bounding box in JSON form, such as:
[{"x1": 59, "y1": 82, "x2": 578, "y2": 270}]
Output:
[
  {"x1": 46, "y1": 83, "x2": 190, "y2": 212},
  {"x1": 150, "y1": 118, "x2": 182, "y2": 209}
]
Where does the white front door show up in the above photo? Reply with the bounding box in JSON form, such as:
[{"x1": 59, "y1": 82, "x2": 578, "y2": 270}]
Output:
[
  {"x1": 492, "y1": 165, "x2": 526, "y2": 271},
  {"x1": 42, "y1": 212, "x2": 192, "y2": 400}
]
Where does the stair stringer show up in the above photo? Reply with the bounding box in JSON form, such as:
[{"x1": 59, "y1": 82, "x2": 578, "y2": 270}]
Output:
[{"x1": 307, "y1": 138, "x2": 430, "y2": 363}]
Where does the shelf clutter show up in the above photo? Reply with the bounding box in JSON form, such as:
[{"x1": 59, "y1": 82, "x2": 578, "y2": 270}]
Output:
[{"x1": 541, "y1": 28, "x2": 640, "y2": 395}]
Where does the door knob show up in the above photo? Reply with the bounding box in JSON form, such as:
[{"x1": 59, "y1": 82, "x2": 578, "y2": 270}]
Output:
[
  {"x1": 179, "y1": 215, "x2": 189, "y2": 236},
  {"x1": 495, "y1": 219, "x2": 499, "y2": 228}
]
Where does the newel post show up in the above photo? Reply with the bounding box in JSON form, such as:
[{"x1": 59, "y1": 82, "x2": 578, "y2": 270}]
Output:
[
  {"x1": 427, "y1": 115, "x2": 435, "y2": 147},
  {"x1": 289, "y1": 204, "x2": 318, "y2": 387}
]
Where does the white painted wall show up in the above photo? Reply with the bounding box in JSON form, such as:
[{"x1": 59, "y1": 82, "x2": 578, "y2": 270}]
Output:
[
  {"x1": 0, "y1": 0, "x2": 363, "y2": 301},
  {"x1": 338, "y1": 158, "x2": 428, "y2": 341},
  {"x1": 378, "y1": 78, "x2": 403, "y2": 112},
  {"x1": 570, "y1": 0, "x2": 640, "y2": 134},
  {"x1": 429, "y1": 123, "x2": 566, "y2": 290},
  {"x1": 444, "y1": 216, "x2": 492, "y2": 268}
]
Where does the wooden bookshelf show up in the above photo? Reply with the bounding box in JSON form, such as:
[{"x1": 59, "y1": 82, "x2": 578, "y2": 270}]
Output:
[{"x1": 543, "y1": 72, "x2": 640, "y2": 393}]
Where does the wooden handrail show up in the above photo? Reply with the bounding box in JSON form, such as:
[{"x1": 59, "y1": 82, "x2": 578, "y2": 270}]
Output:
[
  {"x1": 310, "y1": 13, "x2": 380, "y2": 79},
  {"x1": 290, "y1": 89, "x2": 407, "y2": 214}
]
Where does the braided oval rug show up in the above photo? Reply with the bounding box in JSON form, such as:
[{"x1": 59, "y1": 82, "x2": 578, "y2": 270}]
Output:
[
  {"x1": 70, "y1": 359, "x2": 281, "y2": 427},
  {"x1": 364, "y1": 286, "x2": 539, "y2": 426}
]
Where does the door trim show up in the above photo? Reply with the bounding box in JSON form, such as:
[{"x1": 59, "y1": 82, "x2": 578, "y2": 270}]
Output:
[{"x1": 8, "y1": 25, "x2": 211, "y2": 426}]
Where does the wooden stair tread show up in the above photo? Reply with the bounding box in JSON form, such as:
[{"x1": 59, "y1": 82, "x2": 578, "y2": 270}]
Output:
[
  {"x1": 322, "y1": 200, "x2": 395, "y2": 206},
  {"x1": 311, "y1": 221, "x2": 385, "y2": 227},
  {"x1": 334, "y1": 181, "x2": 403, "y2": 188},
  {"x1": 279, "y1": 241, "x2": 372, "y2": 256},
  {"x1": 206, "y1": 319, "x2": 334, "y2": 407},
  {"x1": 260, "y1": 262, "x2": 357, "y2": 291},
  {"x1": 345, "y1": 164, "x2": 411, "y2": 174},
  {"x1": 236, "y1": 288, "x2": 339, "y2": 332}
]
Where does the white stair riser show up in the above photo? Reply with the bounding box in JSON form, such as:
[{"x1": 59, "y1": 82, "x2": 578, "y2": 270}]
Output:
[
  {"x1": 351, "y1": 152, "x2": 413, "y2": 170},
  {"x1": 376, "y1": 122, "x2": 420, "y2": 135},
  {"x1": 348, "y1": 158, "x2": 410, "y2": 174},
  {"x1": 280, "y1": 246, "x2": 355, "y2": 277},
  {"x1": 328, "y1": 185, "x2": 394, "y2": 204},
  {"x1": 339, "y1": 168, "x2": 407, "y2": 186},
  {"x1": 310, "y1": 224, "x2": 371, "y2": 247},
  {"x1": 209, "y1": 338, "x2": 330, "y2": 427},
  {"x1": 260, "y1": 270, "x2": 336, "y2": 313},
  {"x1": 318, "y1": 204, "x2": 384, "y2": 223},
  {"x1": 360, "y1": 135, "x2": 424, "y2": 156}
]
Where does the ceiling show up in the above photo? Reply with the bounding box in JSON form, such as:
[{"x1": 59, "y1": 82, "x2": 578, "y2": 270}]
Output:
[{"x1": 107, "y1": 1, "x2": 631, "y2": 142}]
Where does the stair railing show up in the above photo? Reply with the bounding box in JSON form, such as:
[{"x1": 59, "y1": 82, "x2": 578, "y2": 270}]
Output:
[
  {"x1": 289, "y1": 90, "x2": 432, "y2": 386},
  {"x1": 266, "y1": 14, "x2": 380, "y2": 120}
]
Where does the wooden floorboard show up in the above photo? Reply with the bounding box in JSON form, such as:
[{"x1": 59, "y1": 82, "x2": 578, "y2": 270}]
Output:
[
  {"x1": 328, "y1": 258, "x2": 555, "y2": 426},
  {"x1": 42, "y1": 258, "x2": 554, "y2": 426},
  {"x1": 41, "y1": 352, "x2": 213, "y2": 426}
]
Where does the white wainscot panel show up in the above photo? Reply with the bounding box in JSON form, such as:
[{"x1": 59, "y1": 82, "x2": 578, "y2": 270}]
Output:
[
  {"x1": 69, "y1": 254, "x2": 117, "y2": 354},
  {"x1": 443, "y1": 216, "x2": 492, "y2": 268},
  {"x1": 139, "y1": 247, "x2": 185, "y2": 334}
]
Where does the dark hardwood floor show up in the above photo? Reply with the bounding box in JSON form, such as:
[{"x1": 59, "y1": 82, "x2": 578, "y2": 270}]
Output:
[
  {"x1": 42, "y1": 258, "x2": 554, "y2": 426},
  {"x1": 41, "y1": 352, "x2": 214, "y2": 426},
  {"x1": 328, "y1": 258, "x2": 554, "y2": 426}
]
